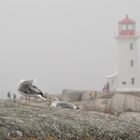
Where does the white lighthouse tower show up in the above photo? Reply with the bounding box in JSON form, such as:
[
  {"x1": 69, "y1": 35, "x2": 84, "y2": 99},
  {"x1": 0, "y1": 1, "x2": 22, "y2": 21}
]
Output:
[{"x1": 106, "y1": 15, "x2": 140, "y2": 92}]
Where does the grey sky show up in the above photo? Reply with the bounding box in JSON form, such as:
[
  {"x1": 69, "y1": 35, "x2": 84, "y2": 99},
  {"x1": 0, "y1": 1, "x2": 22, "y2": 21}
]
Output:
[{"x1": 0, "y1": 0, "x2": 140, "y2": 98}]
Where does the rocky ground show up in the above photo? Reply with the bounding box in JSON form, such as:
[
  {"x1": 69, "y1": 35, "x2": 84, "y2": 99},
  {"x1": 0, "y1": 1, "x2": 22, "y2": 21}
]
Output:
[{"x1": 0, "y1": 102, "x2": 140, "y2": 140}]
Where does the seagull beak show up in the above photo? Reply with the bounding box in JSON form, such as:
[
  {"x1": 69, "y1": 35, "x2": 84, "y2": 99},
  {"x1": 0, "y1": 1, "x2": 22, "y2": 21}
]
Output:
[{"x1": 37, "y1": 95, "x2": 47, "y2": 101}]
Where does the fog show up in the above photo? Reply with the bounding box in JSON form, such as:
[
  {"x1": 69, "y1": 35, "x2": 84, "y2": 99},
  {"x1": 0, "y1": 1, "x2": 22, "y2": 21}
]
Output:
[{"x1": 0, "y1": 0, "x2": 140, "y2": 98}]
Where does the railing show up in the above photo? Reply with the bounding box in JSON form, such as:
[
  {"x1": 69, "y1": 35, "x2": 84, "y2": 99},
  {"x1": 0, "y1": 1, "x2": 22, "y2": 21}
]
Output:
[{"x1": 119, "y1": 30, "x2": 135, "y2": 36}]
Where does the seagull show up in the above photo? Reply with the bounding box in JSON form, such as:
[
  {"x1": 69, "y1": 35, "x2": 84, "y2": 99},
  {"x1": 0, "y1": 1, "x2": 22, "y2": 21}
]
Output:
[
  {"x1": 18, "y1": 79, "x2": 47, "y2": 105},
  {"x1": 50, "y1": 97, "x2": 79, "y2": 109}
]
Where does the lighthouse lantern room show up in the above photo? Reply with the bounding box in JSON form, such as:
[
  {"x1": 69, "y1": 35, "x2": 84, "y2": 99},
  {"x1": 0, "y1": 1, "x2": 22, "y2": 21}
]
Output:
[{"x1": 106, "y1": 15, "x2": 140, "y2": 92}]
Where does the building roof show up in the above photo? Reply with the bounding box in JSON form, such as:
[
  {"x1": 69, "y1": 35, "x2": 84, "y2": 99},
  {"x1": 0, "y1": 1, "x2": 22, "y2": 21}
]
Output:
[{"x1": 119, "y1": 15, "x2": 135, "y2": 24}]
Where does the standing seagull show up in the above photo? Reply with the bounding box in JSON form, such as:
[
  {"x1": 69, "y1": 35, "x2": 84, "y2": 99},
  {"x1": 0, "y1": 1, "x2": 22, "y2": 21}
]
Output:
[
  {"x1": 18, "y1": 79, "x2": 47, "y2": 105},
  {"x1": 50, "y1": 97, "x2": 79, "y2": 109}
]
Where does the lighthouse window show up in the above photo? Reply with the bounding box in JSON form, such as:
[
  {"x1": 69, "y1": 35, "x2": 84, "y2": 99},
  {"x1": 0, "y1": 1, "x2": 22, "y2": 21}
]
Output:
[
  {"x1": 130, "y1": 43, "x2": 133, "y2": 50},
  {"x1": 128, "y1": 25, "x2": 132, "y2": 30},
  {"x1": 131, "y1": 78, "x2": 135, "y2": 85},
  {"x1": 122, "y1": 81, "x2": 126, "y2": 85},
  {"x1": 130, "y1": 60, "x2": 134, "y2": 67},
  {"x1": 122, "y1": 25, "x2": 126, "y2": 30}
]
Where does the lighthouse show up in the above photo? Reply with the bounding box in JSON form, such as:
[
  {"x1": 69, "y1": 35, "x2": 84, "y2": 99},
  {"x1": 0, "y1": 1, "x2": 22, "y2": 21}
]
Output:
[{"x1": 106, "y1": 15, "x2": 140, "y2": 92}]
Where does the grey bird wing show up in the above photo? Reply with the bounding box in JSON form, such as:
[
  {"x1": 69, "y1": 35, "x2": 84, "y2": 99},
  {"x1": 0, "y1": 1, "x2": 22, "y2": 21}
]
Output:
[
  {"x1": 29, "y1": 85, "x2": 42, "y2": 95},
  {"x1": 56, "y1": 101, "x2": 74, "y2": 109},
  {"x1": 18, "y1": 80, "x2": 33, "y2": 91}
]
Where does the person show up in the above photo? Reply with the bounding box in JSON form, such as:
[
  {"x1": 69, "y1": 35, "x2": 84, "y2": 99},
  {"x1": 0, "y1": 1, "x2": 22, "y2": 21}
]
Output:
[
  {"x1": 106, "y1": 82, "x2": 110, "y2": 91},
  {"x1": 13, "y1": 93, "x2": 16, "y2": 103},
  {"x1": 89, "y1": 90, "x2": 96, "y2": 101},
  {"x1": 103, "y1": 82, "x2": 110, "y2": 92},
  {"x1": 7, "y1": 92, "x2": 11, "y2": 101}
]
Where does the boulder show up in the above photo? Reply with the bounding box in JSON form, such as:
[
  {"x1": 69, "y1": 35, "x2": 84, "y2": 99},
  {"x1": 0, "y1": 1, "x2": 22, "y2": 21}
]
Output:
[
  {"x1": 0, "y1": 104, "x2": 140, "y2": 139},
  {"x1": 106, "y1": 93, "x2": 140, "y2": 113},
  {"x1": 94, "y1": 99, "x2": 109, "y2": 112},
  {"x1": 81, "y1": 90, "x2": 91, "y2": 101},
  {"x1": 61, "y1": 89, "x2": 81, "y2": 102},
  {"x1": 98, "y1": 91, "x2": 114, "y2": 99},
  {"x1": 119, "y1": 112, "x2": 140, "y2": 123},
  {"x1": 81, "y1": 90, "x2": 100, "y2": 101}
]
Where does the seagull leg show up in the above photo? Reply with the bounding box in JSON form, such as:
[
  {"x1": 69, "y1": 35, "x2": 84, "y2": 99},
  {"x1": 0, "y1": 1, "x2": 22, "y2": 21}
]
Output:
[
  {"x1": 25, "y1": 97, "x2": 28, "y2": 105},
  {"x1": 28, "y1": 97, "x2": 31, "y2": 106},
  {"x1": 27, "y1": 97, "x2": 28, "y2": 105}
]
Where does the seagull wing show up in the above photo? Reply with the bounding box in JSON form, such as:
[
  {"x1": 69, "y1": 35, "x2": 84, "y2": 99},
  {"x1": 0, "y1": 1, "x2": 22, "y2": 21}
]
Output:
[
  {"x1": 29, "y1": 85, "x2": 46, "y2": 100},
  {"x1": 56, "y1": 101, "x2": 75, "y2": 109},
  {"x1": 29, "y1": 85, "x2": 42, "y2": 95},
  {"x1": 18, "y1": 81, "x2": 31, "y2": 93}
]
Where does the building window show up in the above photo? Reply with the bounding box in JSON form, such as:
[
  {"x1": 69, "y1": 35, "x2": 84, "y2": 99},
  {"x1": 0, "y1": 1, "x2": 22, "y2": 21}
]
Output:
[
  {"x1": 130, "y1": 60, "x2": 134, "y2": 67},
  {"x1": 130, "y1": 43, "x2": 133, "y2": 50},
  {"x1": 122, "y1": 25, "x2": 126, "y2": 30},
  {"x1": 122, "y1": 81, "x2": 126, "y2": 85},
  {"x1": 131, "y1": 78, "x2": 135, "y2": 85},
  {"x1": 128, "y1": 25, "x2": 132, "y2": 30}
]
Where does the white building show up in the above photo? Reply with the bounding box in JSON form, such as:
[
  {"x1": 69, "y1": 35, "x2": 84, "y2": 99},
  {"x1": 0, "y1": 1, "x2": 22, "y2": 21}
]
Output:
[{"x1": 106, "y1": 15, "x2": 140, "y2": 92}]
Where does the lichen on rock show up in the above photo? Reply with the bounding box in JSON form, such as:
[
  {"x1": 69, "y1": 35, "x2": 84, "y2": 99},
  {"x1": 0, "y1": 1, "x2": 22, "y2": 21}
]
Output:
[{"x1": 0, "y1": 105, "x2": 139, "y2": 140}]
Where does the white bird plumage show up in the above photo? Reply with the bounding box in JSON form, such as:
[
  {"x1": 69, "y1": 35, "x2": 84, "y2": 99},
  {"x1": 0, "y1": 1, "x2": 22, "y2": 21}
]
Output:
[{"x1": 50, "y1": 97, "x2": 79, "y2": 109}]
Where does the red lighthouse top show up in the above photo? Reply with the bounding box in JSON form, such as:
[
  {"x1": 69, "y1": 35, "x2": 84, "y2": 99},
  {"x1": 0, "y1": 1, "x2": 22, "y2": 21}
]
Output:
[
  {"x1": 118, "y1": 15, "x2": 136, "y2": 36},
  {"x1": 119, "y1": 15, "x2": 135, "y2": 24}
]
